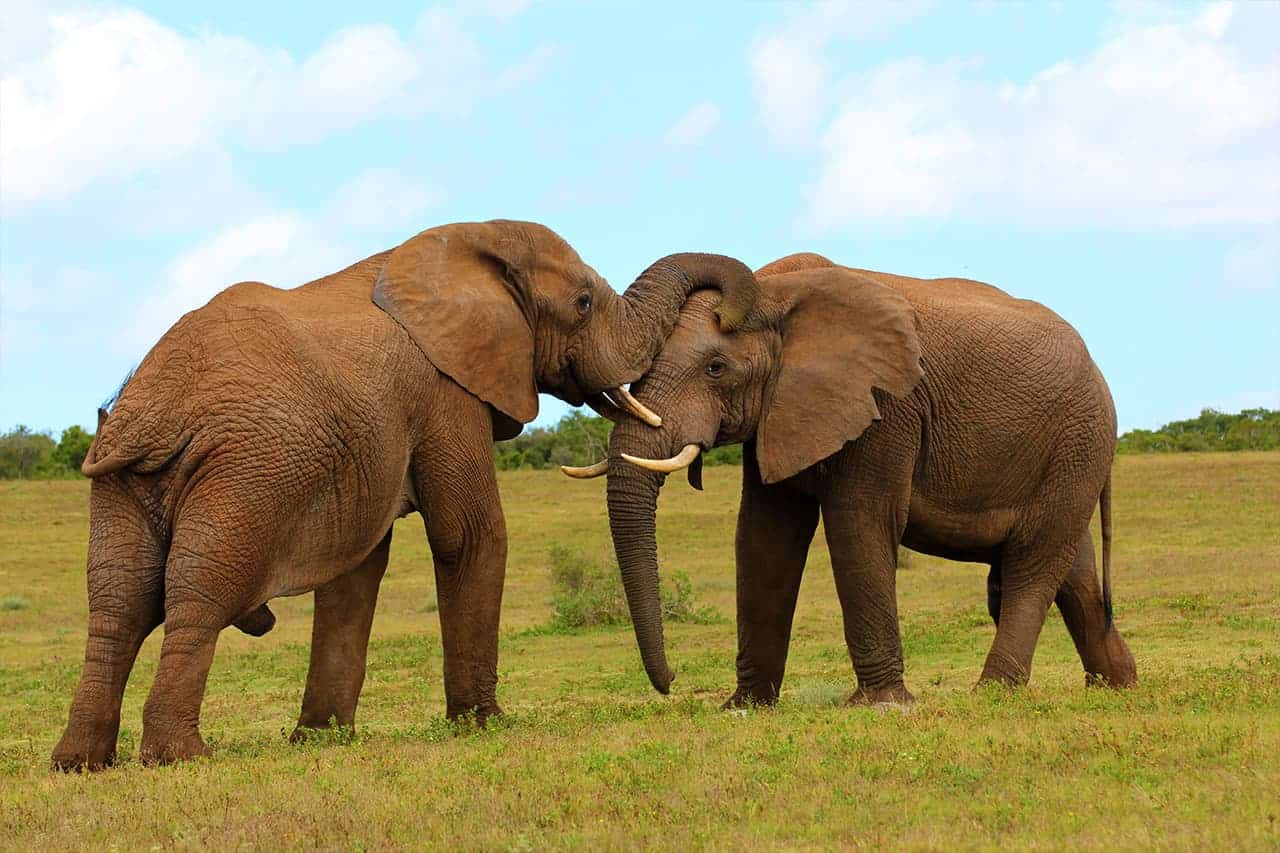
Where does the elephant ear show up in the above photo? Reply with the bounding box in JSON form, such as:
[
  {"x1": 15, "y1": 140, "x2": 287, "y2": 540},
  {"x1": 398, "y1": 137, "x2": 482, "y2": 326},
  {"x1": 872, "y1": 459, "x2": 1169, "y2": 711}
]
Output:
[
  {"x1": 373, "y1": 222, "x2": 539, "y2": 430},
  {"x1": 756, "y1": 268, "x2": 923, "y2": 485}
]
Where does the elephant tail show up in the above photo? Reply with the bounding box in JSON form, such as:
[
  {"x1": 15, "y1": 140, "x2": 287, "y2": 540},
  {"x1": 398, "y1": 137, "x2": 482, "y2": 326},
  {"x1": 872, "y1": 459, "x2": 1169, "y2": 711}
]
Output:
[
  {"x1": 1101, "y1": 472, "x2": 1113, "y2": 627},
  {"x1": 81, "y1": 406, "x2": 192, "y2": 479}
]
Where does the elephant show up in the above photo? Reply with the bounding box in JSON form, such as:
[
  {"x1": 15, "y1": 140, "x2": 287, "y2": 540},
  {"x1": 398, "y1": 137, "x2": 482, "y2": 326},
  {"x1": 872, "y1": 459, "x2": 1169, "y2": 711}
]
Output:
[
  {"x1": 51, "y1": 220, "x2": 760, "y2": 770},
  {"x1": 567, "y1": 251, "x2": 1136, "y2": 707}
]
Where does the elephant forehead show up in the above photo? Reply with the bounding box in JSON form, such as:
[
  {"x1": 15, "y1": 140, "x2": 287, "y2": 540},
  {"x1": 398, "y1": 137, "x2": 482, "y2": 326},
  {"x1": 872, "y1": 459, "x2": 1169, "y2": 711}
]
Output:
[
  {"x1": 664, "y1": 294, "x2": 723, "y2": 347},
  {"x1": 675, "y1": 290, "x2": 723, "y2": 326}
]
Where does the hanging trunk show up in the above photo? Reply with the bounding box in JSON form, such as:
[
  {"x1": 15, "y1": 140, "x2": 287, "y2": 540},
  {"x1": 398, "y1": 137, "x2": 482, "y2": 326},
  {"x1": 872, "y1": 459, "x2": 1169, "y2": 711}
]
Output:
[{"x1": 606, "y1": 430, "x2": 675, "y2": 694}]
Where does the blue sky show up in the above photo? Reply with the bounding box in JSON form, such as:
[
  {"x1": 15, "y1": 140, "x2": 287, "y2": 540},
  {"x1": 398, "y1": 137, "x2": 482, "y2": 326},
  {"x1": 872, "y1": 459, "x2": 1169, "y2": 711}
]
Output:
[{"x1": 2, "y1": 0, "x2": 1277, "y2": 435}]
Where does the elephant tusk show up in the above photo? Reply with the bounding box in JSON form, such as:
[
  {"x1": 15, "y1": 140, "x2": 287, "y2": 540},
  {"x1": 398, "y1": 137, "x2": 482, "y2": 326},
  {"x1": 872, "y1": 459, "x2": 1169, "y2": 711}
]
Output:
[
  {"x1": 560, "y1": 460, "x2": 608, "y2": 479},
  {"x1": 610, "y1": 386, "x2": 662, "y2": 427},
  {"x1": 621, "y1": 443, "x2": 701, "y2": 474}
]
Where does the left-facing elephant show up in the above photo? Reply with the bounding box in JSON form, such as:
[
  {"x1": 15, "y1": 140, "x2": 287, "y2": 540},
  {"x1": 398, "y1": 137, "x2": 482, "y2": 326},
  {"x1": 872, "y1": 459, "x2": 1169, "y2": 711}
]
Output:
[{"x1": 52, "y1": 220, "x2": 759, "y2": 770}]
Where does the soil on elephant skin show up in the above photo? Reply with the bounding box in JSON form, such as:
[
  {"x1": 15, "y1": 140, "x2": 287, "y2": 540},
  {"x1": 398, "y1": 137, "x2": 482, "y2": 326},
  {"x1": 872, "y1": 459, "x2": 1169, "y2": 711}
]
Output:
[{"x1": 1, "y1": 452, "x2": 1277, "y2": 848}]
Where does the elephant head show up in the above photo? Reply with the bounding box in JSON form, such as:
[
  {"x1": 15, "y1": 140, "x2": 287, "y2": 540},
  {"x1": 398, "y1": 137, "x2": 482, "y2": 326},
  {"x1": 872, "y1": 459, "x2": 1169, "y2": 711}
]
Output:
[
  {"x1": 372, "y1": 221, "x2": 760, "y2": 438},
  {"x1": 568, "y1": 254, "x2": 923, "y2": 693}
]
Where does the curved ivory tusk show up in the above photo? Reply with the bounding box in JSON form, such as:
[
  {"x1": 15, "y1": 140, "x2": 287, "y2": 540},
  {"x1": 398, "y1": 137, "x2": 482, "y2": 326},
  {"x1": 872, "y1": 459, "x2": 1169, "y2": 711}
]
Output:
[
  {"x1": 560, "y1": 460, "x2": 608, "y2": 479},
  {"x1": 611, "y1": 386, "x2": 662, "y2": 427},
  {"x1": 621, "y1": 443, "x2": 701, "y2": 474}
]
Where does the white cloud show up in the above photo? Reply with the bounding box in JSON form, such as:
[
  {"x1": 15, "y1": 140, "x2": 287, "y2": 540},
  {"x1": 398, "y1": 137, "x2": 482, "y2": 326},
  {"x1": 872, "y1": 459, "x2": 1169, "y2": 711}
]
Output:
[
  {"x1": 750, "y1": 0, "x2": 931, "y2": 148},
  {"x1": 115, "y1": 165, "x2": 441, "y2": 355},
  {"x1": 120, "y1": 214, "x2": 352, "y2": 355},
  {"x1": 327, "y1": 168, "x2": 443, "y2": 231},
  {"x1": 663, "y1": 102, "x2": 722, "y2": 149},
  {"x1": 0, "y1": 5, "x2": 554, "y2": 208},
  {"x1": 802, "y1": 2, "x2": 1280, "y2": 228}
]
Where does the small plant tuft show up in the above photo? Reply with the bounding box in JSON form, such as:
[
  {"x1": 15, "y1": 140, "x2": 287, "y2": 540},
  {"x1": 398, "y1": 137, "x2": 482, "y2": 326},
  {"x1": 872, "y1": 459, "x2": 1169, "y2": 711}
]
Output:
[
  {"x1": 546, "y1": 544, "x2": 722, "y2": 630},
  {"x1": 0, "y1": 596, "x2": 31, "y2": 611}
]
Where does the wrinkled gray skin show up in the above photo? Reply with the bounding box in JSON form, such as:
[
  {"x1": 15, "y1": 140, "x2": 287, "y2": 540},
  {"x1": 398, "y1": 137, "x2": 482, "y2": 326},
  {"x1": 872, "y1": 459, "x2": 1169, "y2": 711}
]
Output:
[
  {"x1": 604, "y1": 253, "x2": 1137, "y2": 707},
  {"x1": 51, "y1": 221, "x2": 757, "y2": 770}
]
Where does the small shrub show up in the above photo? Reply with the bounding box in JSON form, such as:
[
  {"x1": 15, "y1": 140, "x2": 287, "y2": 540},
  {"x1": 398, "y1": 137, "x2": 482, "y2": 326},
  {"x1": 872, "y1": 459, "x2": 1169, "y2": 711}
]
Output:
[
  {"x1": 546, "y1": 545, "x2": 722, "y2": 630},
  {"x1": 0, "y1": 596, "x2": 32, "y2": 611}
]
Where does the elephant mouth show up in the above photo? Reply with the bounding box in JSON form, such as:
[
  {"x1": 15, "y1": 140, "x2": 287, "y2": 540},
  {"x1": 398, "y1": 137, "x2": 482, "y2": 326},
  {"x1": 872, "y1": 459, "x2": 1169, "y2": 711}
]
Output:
[{"x1": 550, "y1": 361, "x2": 587, "y2": 405}]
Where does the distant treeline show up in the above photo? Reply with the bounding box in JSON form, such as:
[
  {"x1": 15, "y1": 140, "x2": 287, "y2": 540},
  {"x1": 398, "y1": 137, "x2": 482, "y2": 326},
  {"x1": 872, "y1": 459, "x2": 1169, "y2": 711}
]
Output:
[
  {"x1": 0, "y1": 426, "x2": 94, "y2": 479},
  {"x1": 1114, "y1": 407, "x2": 1280, "y2": 454},
  {"x1": 492, "y1": 412, "x2": 744, "y2": 470},
  {"x1": 2, "y1": 407, "x2": 1276, "y2": 479}
]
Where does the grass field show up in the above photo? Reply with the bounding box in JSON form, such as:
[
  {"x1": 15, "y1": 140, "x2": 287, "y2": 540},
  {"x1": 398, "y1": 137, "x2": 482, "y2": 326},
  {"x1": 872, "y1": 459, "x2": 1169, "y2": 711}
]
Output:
[{"x1": 1, "y1": 452, "x2": 1278, "y2": 849}]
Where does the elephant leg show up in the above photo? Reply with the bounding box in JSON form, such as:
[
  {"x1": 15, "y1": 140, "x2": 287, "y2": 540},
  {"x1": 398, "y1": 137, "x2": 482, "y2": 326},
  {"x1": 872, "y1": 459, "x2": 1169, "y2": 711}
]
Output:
[
  {"x1": 978, "y1": 534, "x2": 1080, "y2": 687},
  {"x1": 52, "y1": 477, "x2": 164, "y2": 772},
  {"x1": 823, "y1": 504, "x2": 914, "y2": 706},
  {"x1": 1055, "y1": 530, "x2": 1137, "y2": 688},
  {"x1": 413, "y1": 400, "x2": 507, "y2": 722},
  {"x1": 724, "y1": 446, "x2": 819, "y2": 709},
  {"x1": 139, "y1": 512, "x2": 257, "y2": 765},
  {"x1": 138, "y1": 617, "x2": 221, "y2": 765},
  {"x1": 292, "y1": 529, "x2": 392, "y2": 741}
]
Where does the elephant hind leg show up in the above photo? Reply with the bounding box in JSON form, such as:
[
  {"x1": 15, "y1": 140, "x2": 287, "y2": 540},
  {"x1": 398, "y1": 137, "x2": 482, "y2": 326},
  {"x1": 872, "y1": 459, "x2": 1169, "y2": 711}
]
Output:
[
  {"x1": 52, "y1": 476, "x2": 165, "y2": 772},
  {"x1": 139, "y1": 512, "x2": 262, "y2": 765},
  {"x1": 292, "y1": 529, "x2": 391, "y2": 742},
  {"x1": 1055, "y1": 530, "x2": 1137, "y2": 688},
  {"x1": 979, "y1": 535, "x2": 1081, "y2": 688}
]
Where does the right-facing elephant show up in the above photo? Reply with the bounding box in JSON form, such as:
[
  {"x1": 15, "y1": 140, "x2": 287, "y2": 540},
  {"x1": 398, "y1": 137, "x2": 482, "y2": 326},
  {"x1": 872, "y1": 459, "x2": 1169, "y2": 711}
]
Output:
[{"x1": 569, "y1": 251, "x2": 1137, "y2": 706}]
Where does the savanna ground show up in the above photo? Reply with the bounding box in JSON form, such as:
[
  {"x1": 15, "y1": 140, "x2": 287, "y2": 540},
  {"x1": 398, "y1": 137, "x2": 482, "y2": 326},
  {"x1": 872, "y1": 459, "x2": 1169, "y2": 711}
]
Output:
[{"x1": 1, "y1": 452, "x2": 1277, "y2": 849}]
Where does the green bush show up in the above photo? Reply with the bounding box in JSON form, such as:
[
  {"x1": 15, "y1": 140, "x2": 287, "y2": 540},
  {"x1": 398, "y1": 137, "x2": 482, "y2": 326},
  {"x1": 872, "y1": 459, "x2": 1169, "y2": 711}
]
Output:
[
  {"x1": 0, "y1": 425, "x2": 95, "y2": 479},
  {"x1": 495, "y1": 411, "x2": 744, "y2": 472},
  {"x1": 545, "y1": 544, "x2": 722, "y2": 630}
]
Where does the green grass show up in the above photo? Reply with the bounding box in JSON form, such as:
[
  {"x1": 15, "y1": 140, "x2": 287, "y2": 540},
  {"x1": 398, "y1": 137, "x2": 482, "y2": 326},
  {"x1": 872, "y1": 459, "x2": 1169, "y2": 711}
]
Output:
[{"x1": 1, "y1": 452, "x2": 1278, "y2": 848}]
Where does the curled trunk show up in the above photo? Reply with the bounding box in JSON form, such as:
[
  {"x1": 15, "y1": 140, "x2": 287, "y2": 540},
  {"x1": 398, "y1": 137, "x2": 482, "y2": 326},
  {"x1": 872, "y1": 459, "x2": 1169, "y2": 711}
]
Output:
[
  {"x1": 606, "y1": 456, "x2": 674, "y2": 694},
  {"x1": 591, "y1": 254, "x2": 758, "y2": 389}
]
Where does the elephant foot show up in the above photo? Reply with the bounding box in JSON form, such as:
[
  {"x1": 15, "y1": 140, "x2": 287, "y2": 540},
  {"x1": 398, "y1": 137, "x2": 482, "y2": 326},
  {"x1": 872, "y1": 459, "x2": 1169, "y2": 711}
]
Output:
[
  {"x1": 846, "y1": 683, "x2": 915, "y2": 709},
  {"x1": 139, "y1": 728, "x2": 212, "y2": 766},
  {"x1": 721, "y1": 688, "x2": 778, "y2": 710},
  {"x1": 446, "y1": 701, "x2": 503, "y2": 727},
  {"x1": 289, "y1": 716, "x2": 355, "y2": 744},
  {"x1": 1083, "y1": 628, "x2": 1138, "y2": 689},
  {"x1": 50, "y1": 720, "x2": 120, "y2": 772}
]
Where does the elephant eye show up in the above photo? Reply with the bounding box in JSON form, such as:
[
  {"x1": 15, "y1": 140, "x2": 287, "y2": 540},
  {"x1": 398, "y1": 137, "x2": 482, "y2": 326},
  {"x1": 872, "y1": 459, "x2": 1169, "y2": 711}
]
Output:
[
  {"x1": 706, "y1": 357, "x2": 727, "y2": 379},
  {"x1": 575, "y1": 292, "x2": 592, "y2": 315}
]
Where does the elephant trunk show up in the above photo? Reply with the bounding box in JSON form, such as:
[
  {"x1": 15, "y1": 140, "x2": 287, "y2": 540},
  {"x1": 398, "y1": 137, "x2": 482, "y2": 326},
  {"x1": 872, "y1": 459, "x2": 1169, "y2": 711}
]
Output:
[
  {"x1": 606, "y1": 445, "x2": 674, "y2": 694},
  {"x1": 595, "y1": 254, "x2": 758, "y2": 388}
]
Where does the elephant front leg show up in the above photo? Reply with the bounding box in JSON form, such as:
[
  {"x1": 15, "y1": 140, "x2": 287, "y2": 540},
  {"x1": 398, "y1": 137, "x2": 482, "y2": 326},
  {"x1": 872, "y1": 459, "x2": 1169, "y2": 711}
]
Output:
[
  {"x1": 413, "y1": 410, "x2": 507, "y2": 723},
  {"x1": 823, "y1": 503, "x2": 915, "y2": 707},
  {"x1": 292, "y1": 529, "x2": 392, "y2": 742},
  {"x1": 724, "y1": 447, "x2": 819, "y2": 709},
  {"x1": 427, "y1": 509, "x2": 506, "y2": 722}
]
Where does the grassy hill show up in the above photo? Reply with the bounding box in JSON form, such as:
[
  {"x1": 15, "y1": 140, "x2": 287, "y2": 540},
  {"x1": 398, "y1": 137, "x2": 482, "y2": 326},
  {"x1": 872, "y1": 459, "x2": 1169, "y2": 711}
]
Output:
[{"x1": 1, "y1": 452, "x2": 1277, "y2": 847}]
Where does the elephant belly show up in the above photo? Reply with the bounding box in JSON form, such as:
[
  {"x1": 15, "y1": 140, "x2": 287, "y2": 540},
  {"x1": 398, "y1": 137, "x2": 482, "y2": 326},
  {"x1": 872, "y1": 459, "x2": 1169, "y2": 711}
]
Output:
[
  {"x1": 254, "y1": 457, "x2": 411, "y2": 601},
  {"x1": 903, "y1": 491, "x2": 1014, "y2": 563}
]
